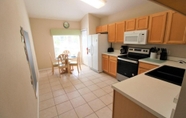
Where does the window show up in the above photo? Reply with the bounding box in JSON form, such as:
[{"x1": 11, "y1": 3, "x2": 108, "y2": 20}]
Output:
[{"x1": 53, "y1": 35, "x2": 80, "y2": 58}]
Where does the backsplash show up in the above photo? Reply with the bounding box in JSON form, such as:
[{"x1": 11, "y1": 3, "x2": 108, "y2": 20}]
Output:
[{"x1": 113, "y1": 43, "x2": 186, "y2": 58}]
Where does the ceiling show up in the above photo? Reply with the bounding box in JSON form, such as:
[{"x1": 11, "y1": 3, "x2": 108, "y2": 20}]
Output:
[{"x1": 24, "y1": 0, "x2": 147, "y2": 21}]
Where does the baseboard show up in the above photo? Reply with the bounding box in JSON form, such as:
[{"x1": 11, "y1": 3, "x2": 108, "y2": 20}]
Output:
[{"x1": 39, "y1": 68, "x2": 51, "y2": 72}]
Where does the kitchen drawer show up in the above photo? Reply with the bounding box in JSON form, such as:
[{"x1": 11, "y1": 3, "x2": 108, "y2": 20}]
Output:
[
  {"x1": 139, "y1": 62, "x2": 158, "y2": 70},
  {"x1": 102, "y1": 54, "x2": 108, "y2": 58},
  {"x1": 109, "y1": 56, "x2": 117, "y2": 61}
]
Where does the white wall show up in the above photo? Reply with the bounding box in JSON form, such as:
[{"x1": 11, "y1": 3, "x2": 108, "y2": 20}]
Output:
[
  {"x1": 30, "y1": 18, "x2": 80, "y2": 69},
  {"x1": 88, "y1": 14, "x2": 100, "y2": 34},
  {"x1": 0, "y1": 0, "x2": 38, "y2": 118},
  {"x1": 80, "y1": 14, "x2": 101, "y2": 65},
  {"x1": 81, "y1": 14, "x2": 89, "y2": 33},
  {"x1": 80, "y1": 14, "x2": 89, "y2": 65}
]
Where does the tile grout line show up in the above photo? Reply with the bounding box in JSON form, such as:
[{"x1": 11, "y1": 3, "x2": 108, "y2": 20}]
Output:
[{"x1": 39, "y1": 66, "x2": 115, "y2": 118}]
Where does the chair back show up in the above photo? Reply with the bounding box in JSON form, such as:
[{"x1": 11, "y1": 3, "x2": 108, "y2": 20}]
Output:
[
  {"x1": 58, "y1": 54, "x2": 68, "y2": 65},
  {"x1": 63, "y1": 50, "x2": 70, "y2": 54},
  {"x1": 77, "y1": 52, "x2": 81, "y2": 64}
]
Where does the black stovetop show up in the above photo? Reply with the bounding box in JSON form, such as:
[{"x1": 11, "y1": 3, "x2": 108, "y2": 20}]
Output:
[{"x1": 118, "y1": 53, "x2": 149, "y2": 61}]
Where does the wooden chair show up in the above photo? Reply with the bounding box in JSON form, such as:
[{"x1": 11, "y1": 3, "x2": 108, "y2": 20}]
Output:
[
  {"x1": 63, "y1": 50, "x2": 70, "y2": 55},
  {"x1": 68, "y1": 52, "x2": 81, "y2": 73},
  {"x1": 49, "y1": 52, "x2": 59, "y2": 75},
  {"x1": 57, "y1": 54, "x2": 69, "y2": 75},
  {"x1": 77, "y1": 52, "x2": 82, "y2": 70}
]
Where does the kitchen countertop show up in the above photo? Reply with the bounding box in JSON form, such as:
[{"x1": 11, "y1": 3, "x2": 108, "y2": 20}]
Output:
[
  {"x1": 102, "y1": 50, "x2": 121, "y2": 57},
  {"x1": 112, "y1": 58, "x2": 186, "y2": 118},
  {"x1": 139, "y1": 57, "x2": 186, "y2": 69}
]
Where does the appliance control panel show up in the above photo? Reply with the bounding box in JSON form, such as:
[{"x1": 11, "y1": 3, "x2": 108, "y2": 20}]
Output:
[{"x1": 128, "y1": 48, "x2": 149, "y2": 54}]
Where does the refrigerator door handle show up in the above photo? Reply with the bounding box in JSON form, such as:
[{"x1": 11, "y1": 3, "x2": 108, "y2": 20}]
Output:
[
  {"x1": 86, "y1": 47, "x2": 88, "y2": 54},
  {"x1": 92, "y1": 45, "x2": 94, "y2": 55}
]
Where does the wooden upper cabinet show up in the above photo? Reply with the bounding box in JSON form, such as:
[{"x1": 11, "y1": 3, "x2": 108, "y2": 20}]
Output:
[
  {"x1": 136, "y1": 16, "x2": 149, "y2": 30},
  {"x1": 96, "y1": 26, "x2": 102, "y2": 33},
  {"x1": 148, "y1": 12, "x2": 167, "y2": 44},
  {"x1": 165, "y1": 11, "x2": 186, "y2": 44},
  {"x1": 116, "y1": 21, "x2": 125, "y2": 43},
  {"x1": 126, "y1": 19, "x2": 136, "y2": 31},
  {"x1": 108, "y1": 23, "x2": 116, "y2": 42},
  {"x1": 101, "y1": 25, "x2": 108, "y2": 32},
  {"x1": 96, "y1": 25, "x2": 108, "y2": 33}
]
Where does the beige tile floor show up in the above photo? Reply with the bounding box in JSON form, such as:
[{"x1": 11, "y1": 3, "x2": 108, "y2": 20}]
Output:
[{"x1": 39, "y1": 65, "x2": 118, "y2": 118}]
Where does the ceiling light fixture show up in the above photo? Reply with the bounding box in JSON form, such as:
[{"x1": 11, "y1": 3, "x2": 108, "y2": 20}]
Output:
[{"x1": 81, "y1": 0, "x2": 106, "y2": 9}]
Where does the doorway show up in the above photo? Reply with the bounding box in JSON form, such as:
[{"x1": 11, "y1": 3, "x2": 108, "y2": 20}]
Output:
[{"x1": 81, "y1": 30, "x2": 88, "y2": 66}]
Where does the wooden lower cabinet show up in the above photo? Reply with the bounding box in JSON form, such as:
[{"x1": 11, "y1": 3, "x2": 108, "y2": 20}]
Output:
[
  {"x1": 108, "y1": 56, "x2": 117, "y2": 76},
  {"x1": 138, "y1": 62, "x2": 158, "y2": 74},
  {"x1": 113, "y1": 90, "x2": 157, "y2": 118},
  {"x1": 102, "y1": 54, "x2": 117, "y2": 77},
  {"x1": 102, "y1": 54, "x2": 109, "y2": 73}
]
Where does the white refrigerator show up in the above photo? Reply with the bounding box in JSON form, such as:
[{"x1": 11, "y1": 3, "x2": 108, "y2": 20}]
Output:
[{"x1": 87, "y1": 34, "x2": 109, "y2": 72}]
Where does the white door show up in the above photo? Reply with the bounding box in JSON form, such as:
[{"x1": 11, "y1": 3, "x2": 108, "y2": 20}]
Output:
[
  {"x1": 87, "y1": 35, "x2": 92, "y2": 68},
  {"x1": 81, "y1": 30, "x2": 88, "y2": 66},
  {"x1": 92, "y1": 35, "x2": 98, "y2": 71}
]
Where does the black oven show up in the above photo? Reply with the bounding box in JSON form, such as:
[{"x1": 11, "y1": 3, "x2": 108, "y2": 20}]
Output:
[
  {"x1": 116, "y1": 47, "x2": 150, "y2": 81},
  {"x1": 117, "y1": 58, "x2": 138, "y2": 81}
]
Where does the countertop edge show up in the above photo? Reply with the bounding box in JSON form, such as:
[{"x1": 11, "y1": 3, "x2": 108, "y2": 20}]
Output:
[
  {"x1": 139, "y1": 58, "x2": 186, "y2": 69},
  {"x1": 102, "y1": 52, "x2": 121, "y2": 57},
  {"x1": 139, "y1": 58, "x2": 164, "y2": 66}
]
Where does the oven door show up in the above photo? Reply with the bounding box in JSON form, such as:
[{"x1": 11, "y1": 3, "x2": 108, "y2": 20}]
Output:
[{"x1": 117, "y1": 58, "x2": 138, "y2": 81}]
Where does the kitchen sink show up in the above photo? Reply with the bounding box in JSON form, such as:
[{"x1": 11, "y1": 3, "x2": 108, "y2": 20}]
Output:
[{"x1": 145, "y1": 65, "x2": 185, "y2": 86}]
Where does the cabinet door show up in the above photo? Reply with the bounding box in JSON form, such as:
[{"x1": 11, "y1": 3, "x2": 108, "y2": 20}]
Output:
[
  {"x1": 126, "y1": 19, "x2": 136, "y2": 31},
  {"x1": 96, "y1": 26, "x2": 102, "y2": 33},
  {"x1": 113, "y1": 90, "x2": 157, "y2": 118},
  {"x1": 165, "y1": 11, "x2": 186, "y2": 44},
  {"x1": 108, "y1": 56, "x2": 117, "y2": 77},
  {"x1": 136, "y1": 16, "x2": 149, "y2": 30},
  {"x1": 101, "y1": 25, "x2": 108, "y2": 32},
  {"x1": 102, "y1": 55, "x2": 109, "y2": 72},
  {"x1": 138, "y1": 62, "x2": 158, "y2": 74},
  {"x1": 108, "y1": 23, "x2": 116, "y2": 42},
  {"x1": 139, "y1": 62, "x2": 158, "y2": 70},
  {"x1": 148, "y1": 12, "x2": 167, "y2": 44},
  {"x1": 116, "y1": 21, "x2": 125, "y2": 43},
  {"x1": 138, "y1": 68, "x2": 148, "y2": 74}
]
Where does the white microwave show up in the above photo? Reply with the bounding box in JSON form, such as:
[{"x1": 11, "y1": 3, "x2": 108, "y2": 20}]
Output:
[{"x1": 124, "y1": 30, "x2": 148, "y2": 44}]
